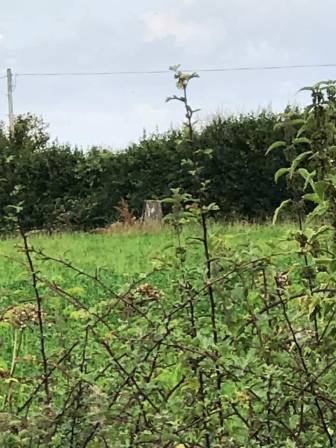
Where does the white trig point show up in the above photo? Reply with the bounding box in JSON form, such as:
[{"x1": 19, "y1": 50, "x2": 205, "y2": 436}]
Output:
[{"x1": 143, "y1": 200, "x2": 163, "y2": 222}]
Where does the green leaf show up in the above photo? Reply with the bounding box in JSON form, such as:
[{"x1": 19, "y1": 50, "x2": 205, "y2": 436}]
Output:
[
  {"x1": 203, "y1": 202, "x2": 220, "y2": 212},
  {"x1": 203, "y1": 148, "x2": 213, "y2": 156},
  {"x1": 266, "y1": 140, "x2": 287, "y2": 155},
  {"x1": 314, "y1": 181, "x2": 329, "y2": 201},
  {"x1": 297, "y1": 127, "x2": 307, "y2": 138},
  {"x1": 70, "y1": 309, "x2": 90, "y2": 320},
  {"x1": 289, "y1": 118, "x2": 306, "y2": 126},
  {"x1": 297, "y1": 168, "x2": 316, "y2": 190},
  {"x1": 311, "y1": 225, "x2": 332, "y2": 239},
  {"x1": 303, "y1": 193, "x2": 320, "y2": 203},
  {"x1": 315, "y1": 257, "x2": 332, "y2": 265},
  {"x1": 307, "y1": 202, "x2": 329, "y2": 220},
  {"x1": 299, "y1": 86, "x2": 314, "y2": 92},
  {"x1": 289, "y1": 151, "x2": 312, "y2": 179},
  {"x1": 274, "y1": 167, "x2": 290, "y2": 183},
  {"x1": 155, "y1": 363, "x2": 183, "y2": 389},
  {"x1": 293, "y1": 137, "x2": 311, "y2": 146},
  {"x1": 273, "y1": 199, "x2": 292, "y2": 224},
  {"x1": 328, "y1": 174, "x2": 336, "y2": 186}
]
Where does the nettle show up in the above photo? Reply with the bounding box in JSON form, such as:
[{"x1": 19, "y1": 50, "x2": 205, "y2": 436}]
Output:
[{"x1": 0, "y1": 73, "x2": 336, "y2": 447}]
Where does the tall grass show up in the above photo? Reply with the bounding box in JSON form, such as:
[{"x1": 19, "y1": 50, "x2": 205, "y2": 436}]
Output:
[{"x1": 0, "y1": 222, "x2": 293, "y2": 291}]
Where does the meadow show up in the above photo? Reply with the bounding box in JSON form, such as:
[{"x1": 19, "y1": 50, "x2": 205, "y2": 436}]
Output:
[
  {"x1": 0, "y1": 222, "x2": 292, "y2": 291},
  {"x1": 0, "y1": 222, "x2": 300, "y2": 447}
]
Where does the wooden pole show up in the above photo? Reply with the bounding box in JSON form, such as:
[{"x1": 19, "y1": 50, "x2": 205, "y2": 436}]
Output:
[{"x1": 6, "y1": 68, "x2": 14, "y2": 132}]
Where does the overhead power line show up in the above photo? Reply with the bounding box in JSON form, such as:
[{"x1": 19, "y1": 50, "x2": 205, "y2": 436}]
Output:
[
  {"x1": 12, "y1": 63, "x2": 336, "y2": 78},
  {"x1": 2, "y1": 62, "x2": 336, "y2": 131},
  {"x1": 16, "y1": 69, "x2": 171, "y2": 77}
]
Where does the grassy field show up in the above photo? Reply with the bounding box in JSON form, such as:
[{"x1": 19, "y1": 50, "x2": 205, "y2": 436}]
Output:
[
  {"x1": 0, "y1": 222, "x2": 300, "y2": 446},
  {"x1": 0, "y1": 222, "x2": 293, "y2": 291},
  {"x1": 0, "y1": 221, "x2": 295, "y2": 334}
]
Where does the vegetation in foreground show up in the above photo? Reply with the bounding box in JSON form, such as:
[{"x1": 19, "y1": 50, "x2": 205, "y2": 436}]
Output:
[
  {"x1": 0, "y1": 70, "x2": 336, "y2": 447},
  {"x1": 0, "y1": 222, "x2": 296, "y2": 447}
]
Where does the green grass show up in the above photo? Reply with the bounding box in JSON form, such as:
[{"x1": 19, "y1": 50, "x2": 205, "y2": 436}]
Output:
[
  {"x1": 0, "y1": 222, "x2": 303, "y2": 445},
  {"x1": 0, "y1": 222, "x2": 295, "y2": 369},
  {"x1": 0, "y1": 222, "x2": 294, "y2": 291},
  {"x1": 0, "y1": 221, "x2": 295, "y2": 376},
  {"x1": 0, "y1": 223, "x2": 291, "y2": 288}
]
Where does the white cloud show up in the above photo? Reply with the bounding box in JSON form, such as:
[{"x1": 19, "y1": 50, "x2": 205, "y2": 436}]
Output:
[
  {"x1": 141, "y1": 11, "x2": 198, "y2": 44},
  {"x1": 140, "y1": 10, "x2": 225, "y2": 48}
]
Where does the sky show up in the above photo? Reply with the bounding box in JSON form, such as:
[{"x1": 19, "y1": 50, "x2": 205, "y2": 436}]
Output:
[{"x1": 0, "y1": 0, "x2": 335, "y2": 149}]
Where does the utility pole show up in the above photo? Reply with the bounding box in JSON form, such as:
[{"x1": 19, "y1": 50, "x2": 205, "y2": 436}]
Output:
[{"x1": 6, "y1": 68, "x2": 14, "y2": 132}]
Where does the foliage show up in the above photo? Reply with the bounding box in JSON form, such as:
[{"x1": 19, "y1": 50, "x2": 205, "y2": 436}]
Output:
[
  {"x1": 1, "y1": 73, "x2": 336, "y2": 447},
  {"x1": 0, "y1": 108, "x2": 289, "y2": 232}
]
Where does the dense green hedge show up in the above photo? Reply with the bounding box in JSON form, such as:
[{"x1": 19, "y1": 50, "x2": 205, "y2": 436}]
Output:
[{"x1": 0, "y1": 111, "x2": 290, "y2": 231}]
